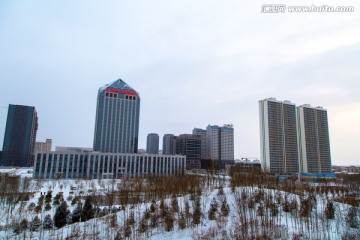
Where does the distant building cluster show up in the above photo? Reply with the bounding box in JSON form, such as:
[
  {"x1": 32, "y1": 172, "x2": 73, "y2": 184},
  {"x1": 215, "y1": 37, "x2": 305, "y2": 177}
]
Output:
[
  {"x1": 32, "y1": 79, "x2": 185, "y2": 179},
  {"x1": 332, "y1": 165, "x2": 360, "y2": 174},
  {"x1": 0, "y1": 79, "x2": 335, "y2": 178},
  {"x1": 259, "y1": 98, "x2": 332, "y2": 175},
  {"x1": 156, "y1": 124, "x2": 234, "y2": 170},
  {"x1": 35, "y1": 139, "x2": 52, "y2": 152}
]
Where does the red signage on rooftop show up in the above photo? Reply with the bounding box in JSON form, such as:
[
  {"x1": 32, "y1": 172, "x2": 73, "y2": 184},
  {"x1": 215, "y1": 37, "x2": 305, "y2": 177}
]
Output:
[{"x1": 105, "y1": 88, "x2": 136, "y2": 95}]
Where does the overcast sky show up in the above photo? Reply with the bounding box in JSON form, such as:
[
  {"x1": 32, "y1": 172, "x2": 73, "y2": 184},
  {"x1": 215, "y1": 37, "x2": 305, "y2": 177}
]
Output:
[{"x1": 0, "y1": 0, "x2": 359, "y2": 165}]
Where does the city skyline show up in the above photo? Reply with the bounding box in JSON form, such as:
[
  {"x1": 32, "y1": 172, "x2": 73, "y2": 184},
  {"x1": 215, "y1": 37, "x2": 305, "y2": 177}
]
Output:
[{"x1": 1, "y1": 1, "x2": 359, "y2": 165}]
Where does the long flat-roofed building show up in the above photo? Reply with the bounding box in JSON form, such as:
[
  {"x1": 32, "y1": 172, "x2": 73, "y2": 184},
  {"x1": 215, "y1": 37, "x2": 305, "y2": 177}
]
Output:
[{"x1": 34, "y1": 150, "x2": 186, "y2": 179}]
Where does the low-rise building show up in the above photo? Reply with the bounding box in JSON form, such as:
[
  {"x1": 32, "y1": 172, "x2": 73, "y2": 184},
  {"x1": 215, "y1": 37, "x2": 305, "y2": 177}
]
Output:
[{"x1": 33, "y1": 150, "x2": 186, "y2": 179}]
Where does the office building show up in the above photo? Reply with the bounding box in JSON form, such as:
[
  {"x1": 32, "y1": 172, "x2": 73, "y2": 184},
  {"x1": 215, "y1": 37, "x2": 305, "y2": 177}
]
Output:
[
  {"x1": 178, "y1": 134, "x2": 202, "y2": 169},
  {"x1": 93, "y1": 79, "x2": 140, "y2": 153},
  {"x1": 1, "y1": 104, "x2": 38, "y2": 167},
  {"x1": 33, "y1": 150, "x2": 186, "y2": 179},
  {"x1": 206, "y1": 124, "x2": 234, "y2": 161},
  {"x1": 297, "y1": 105, "x2": 332, "y2": 173},
  {"x1": 146, "y1": 133, "x2": 159, "y2": 154},
  {"x1": 35, "y1": 139, "x2": 52, "y2": 152},
  {"x1": 192, "y1": 128, "x2": 207, "y2": 159},
  {"x1": 162, "y1": 134, "x2": 178, "y2": 155},
  {"x1": 259, "y1": 98, "x2": 299, "y2": 174}
]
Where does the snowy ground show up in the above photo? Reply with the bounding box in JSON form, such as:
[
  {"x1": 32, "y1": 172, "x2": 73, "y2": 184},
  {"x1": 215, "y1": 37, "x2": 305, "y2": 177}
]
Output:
[{"x1": 0, "y1": 171, "x2": 359, "y2": 239}]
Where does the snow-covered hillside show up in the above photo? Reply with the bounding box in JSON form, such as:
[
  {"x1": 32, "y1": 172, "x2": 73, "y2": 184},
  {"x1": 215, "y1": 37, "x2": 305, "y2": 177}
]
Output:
[{"x1": 0, "y1": 172, "x2": 359, "y2": 239}]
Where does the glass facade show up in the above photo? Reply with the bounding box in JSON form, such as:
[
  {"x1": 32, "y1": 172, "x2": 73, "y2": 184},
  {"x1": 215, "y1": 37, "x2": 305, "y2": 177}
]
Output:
[
  {"x1": 146, "y1": 133, "x2": 159, "y2": 154},
  {"x1": 93, "y1": 79, "x2": 140, "y2": 153},
  {"x1": 1, "y1": 104, "x2": 38, "y2": 167}
]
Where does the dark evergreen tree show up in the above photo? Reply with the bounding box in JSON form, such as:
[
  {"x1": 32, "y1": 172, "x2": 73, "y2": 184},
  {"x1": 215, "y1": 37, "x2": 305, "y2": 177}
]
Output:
[
  {"x1": 299, "y1": 197, "x2": 311, "y2": 217},
  {"x1": 82, "y1": 196, "x2": 95, "y2": 221},
  {"x1": 282, "y1": 195, "x2": 290, "y2": 212},
  {"x1": 150, "y1": 199, "x2": 157, "y2": 213},
  {"x1": 208, "y1": 198, "x2": 218, "y2": 220},
  {"x1": 19, "y1": 218, "x2": 28, "y2": 232},
  {"x1": 220, "y1": 197, "x2": 230, "y2": 217},
  {"x1": 270, "y1": 203, "x2": 279, "y2": 217},
  {"x1": 102, "y1": 207, "x2": 109, "y2": 215},
  {"x1": 114, "y1": 231, "x2": 123, "y2": 240},
  {"x1": 248, "y1": 199, "x2": 255, "y2": 209},
  {"x1": 72, "y1": 203, "x2": 83, "y2": 223},
  {"x1": 124, "y1": 220, "x2": 132, "y2": 238},
  {"x1": 217, "y1": 186, "x2": 224, "y2": 196},
  {"x1": 257, "y1": 205, "x2": 264, "y2": 216},
  {"x1": 45, "y1": 191, "x2": 52, "y2": 204},
  {"x1": 137, "y1": 218, "x2": 148, "y2": 234},
  {"x1": 150, "y1": 214, "x2": 158, "y2": 228},
  {"x1": 28, "y1": 202, "x2": 36, "y2": 211},
  {"x1": 325, "y1": 201, "x2": 335, "y2": 219},
  {"x1": 178, "y1": 213, "x2": 186, "y2": 229},
  {"x1": 53, "y1": 192, "x2": 63, "y2": 206},
  {"x1": 171, "y1": 194, "x2": 179, "y2": 213},
  {"x1": 193, "y1": 197, "x2": 202, "y2": 225},
  {"x1": 346, "y1": 205, "x2": 359, "y2": 229},
  {"x1": 128, "y1": 211, "x2": 135, "y2": 225},
  {"x1": 164, "y1": 211, "x2": 174, "y2": 231},
  {"x1": 54, "y1": 201, "x2": 68, "y2": 228},
  {"x1": 45, "y1": 202, "x2": 52, "y2": 211},
  {"x1": 66, "y1": 212, "x2": 73, "y2": 225},
  {"x1": 13, "y1": 219, "x2": 28, "y2": 234},
  {"x1": 43, "y1": 214, "x2": 53, "y2": 229},
  {"x1": 143, "y1": 209, "x2": 151, "y2": 220},
  {"x1": 30, "y1": 216, "x2": 41, "y2": 231},
  {"x1": 160, "y1": 198, "x2": 165, "y2": 211}
]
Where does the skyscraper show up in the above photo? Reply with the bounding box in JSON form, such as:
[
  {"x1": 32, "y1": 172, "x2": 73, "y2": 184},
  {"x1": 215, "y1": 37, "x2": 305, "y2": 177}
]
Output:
[
  {"x1": 163, "y1": 134, "x2": 176, "y2": 155},
  {"x1": 206, "y1": 124, "x2": 234, "y2": 161},
  {"x1": 1, "y1": 104, "x2": 38, "y2": 167},
  {"x1": 259, "y1": 98, "x2": 299, "y2": 174},
  {"x1": 93, "y1": 79, "x2": 140, "y2": 153},
  {"x1": 297, "y1": 105, "x2": 332, "y2": 173},
  {"x1": 146, "y1": 133, "x2": 159, "y2": 154}
]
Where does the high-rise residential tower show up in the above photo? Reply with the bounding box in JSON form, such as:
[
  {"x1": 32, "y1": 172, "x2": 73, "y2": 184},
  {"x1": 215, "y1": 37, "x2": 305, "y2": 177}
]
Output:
[
  {"x1": 146, "y1": 133, "x2": 159, "y2": 154},
  {"x1": 1, "y1": 104, "x2": 38, "y2": 166},
  {"x1": 297, "y1": 105, "x2": 331, "y2": 173},
  {"x1": 206, "y1": 124, "x2": 234, "y2": 161},
  {"x1": 259, "y1": 98, "x2": 299, "y2": 174},
  {"x1": 93, "y1": 79, "x2": 140, "y2": 153}
]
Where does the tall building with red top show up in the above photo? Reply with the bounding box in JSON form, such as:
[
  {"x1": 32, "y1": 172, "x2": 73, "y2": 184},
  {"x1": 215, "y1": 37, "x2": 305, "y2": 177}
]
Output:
[{"x1": 93, "y1": 79, "x2": 140, "y2": 153}]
